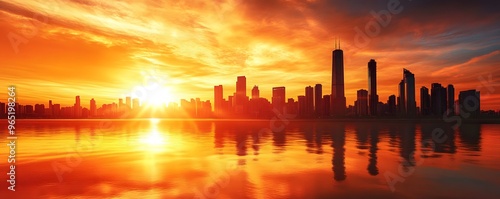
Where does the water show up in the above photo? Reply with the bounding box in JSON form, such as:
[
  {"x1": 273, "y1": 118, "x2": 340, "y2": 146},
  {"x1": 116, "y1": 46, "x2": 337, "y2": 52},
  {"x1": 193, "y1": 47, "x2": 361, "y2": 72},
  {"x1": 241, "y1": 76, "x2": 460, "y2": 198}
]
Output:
[{"x1": 1, "y1": 119, "x2": 500, "y2": 199}]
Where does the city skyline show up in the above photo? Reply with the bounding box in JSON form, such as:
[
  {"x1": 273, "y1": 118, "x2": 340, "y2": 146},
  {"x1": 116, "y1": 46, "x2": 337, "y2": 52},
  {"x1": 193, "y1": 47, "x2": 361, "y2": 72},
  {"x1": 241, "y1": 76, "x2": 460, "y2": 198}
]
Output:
[{"x1": 0, "y1": 0, "x2": 499, "y2": 110}]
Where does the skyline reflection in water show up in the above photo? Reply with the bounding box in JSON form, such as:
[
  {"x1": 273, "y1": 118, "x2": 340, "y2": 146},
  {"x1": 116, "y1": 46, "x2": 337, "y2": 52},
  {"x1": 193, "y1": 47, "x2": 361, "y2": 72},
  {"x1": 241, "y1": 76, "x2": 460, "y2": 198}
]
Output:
[{"x1": 1, "y1": 119, "x2": 499, "y2": 199}]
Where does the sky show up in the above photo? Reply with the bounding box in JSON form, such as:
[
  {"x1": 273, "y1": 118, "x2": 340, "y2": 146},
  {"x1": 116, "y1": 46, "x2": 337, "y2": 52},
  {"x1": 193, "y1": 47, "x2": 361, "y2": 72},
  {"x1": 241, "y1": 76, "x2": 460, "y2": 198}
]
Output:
[{"x1": 0, "y1": 0, "x2": 499, "y2": 110}]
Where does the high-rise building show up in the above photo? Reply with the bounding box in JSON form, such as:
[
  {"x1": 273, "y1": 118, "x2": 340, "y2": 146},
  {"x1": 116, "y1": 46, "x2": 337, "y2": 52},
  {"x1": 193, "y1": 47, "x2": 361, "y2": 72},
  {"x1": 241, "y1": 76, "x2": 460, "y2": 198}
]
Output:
[
  {"x1": 235, "y1": 76, "x2": 248, "y2": 114},
  {"x1": 356, "y1": 89, "x2": 368, "y2": 116},
  {"x1": 297, "y1": 95, "x2": 306, "y2": 117},
  {"x1": 314, "y1": 84, "x2": 323, "y2": 117},
  {"x1": 447, "y1": 84, "x2": 455, "y2": 115},
  {"x1": 420, "y1": 86, "x2": 431, "y2": 116},
  {"x1": 74, "y1": 96, "x2": 82, "y2": 118},
  {"x1": 387, "y1": 95, "x2": 396, "y2": 115},
  {"x1": 126, "y1": 97, "x2": 131, "y2": 109},
  {"x1": 403, "y1": 69, "x2": 416, "y2": 116},
  {"x1": 431, "y1": 83, "x2": 447, "y2": 116},
  {"x1": 272, "y1": 87, "x2": 286, "y2": 113},
  {"x1": 118, "y1": 98, "x2": 124, "y2": 109},
  {"x1": 458, "y1": 89, "x2": 480, "y2": 118},
  {"x1": 398, "y1": 80, "x2": 406, "y2": 115},
  {"x1": 48, "y1": 100, "x2": 53, "y2": 116},
  {"x1": 0, "y1": 102, "x2": 5, "y2": 117},
  {"x1": 236, "y1": 76, "x2": 246, "y2": 97},
  {"x1": 331, "y1": 42, "x2": 346, "y2": 116},
  {"x1": 323, "y1": 95, "x2": 331, "y2": 116},
  {"x1": 305, "y1": 86, "x2": 314, "y2": 117},
  {"x1": 90, "y1": 98, "x2": 96, "y2": 117},
  {"x1": 252, "y1": 85, "x2": 259, "y2": 99},
  {"x1": 368, "y1": 59, "x2": 378, "y2": 116},
  {"x1": 214, "y1": 85, "x2": 223, "y2": 115}
]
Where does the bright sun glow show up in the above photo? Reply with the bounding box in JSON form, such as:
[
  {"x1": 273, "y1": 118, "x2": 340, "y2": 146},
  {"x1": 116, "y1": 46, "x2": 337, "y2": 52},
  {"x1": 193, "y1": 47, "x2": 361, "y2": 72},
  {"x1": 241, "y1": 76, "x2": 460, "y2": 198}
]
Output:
[{"x1": 132, "y1": 79, "x2": 175, "y2": 108}]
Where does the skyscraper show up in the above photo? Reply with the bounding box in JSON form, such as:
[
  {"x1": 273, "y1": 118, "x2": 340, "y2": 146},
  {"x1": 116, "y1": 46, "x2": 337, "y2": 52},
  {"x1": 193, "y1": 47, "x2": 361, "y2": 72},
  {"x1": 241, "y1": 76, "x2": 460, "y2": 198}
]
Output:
[
  {"x1": 214, "y1": 85, "x2": 223, "y2": 115},
  {"x1": 305, "y1": 86, "x2": 314, "y2": 117},
  {"x1": 368, "y1": 59, "x2": 378, "y2": 116},
  {"x1": 252, "y1": 85, "x2": 259, "y2": 99},
  {"x1": 447, "y1": 84, "x2": 455, "y2": 115},
  {"x1": 458, "y1": 89, "x2": 480, "y2": 118},
  {"x1": 356, "y1": 89, "x2": 368, "y2": 116},
  {"x1": 403, "y1": 69, "x2": 416, "y2": 116},
  {"x1": 90, "y1": 98, "x2": 96, "y2": 117},
  {"x1": 272, "y1": 87, "x2": 286, "y2": 113},
  {"x1": 235, "y1": 76, "x2": 247, "y2": 114},
  {"x1": 314, "y1": 84, "x2": 323, "y2": 117},
  {"x1": 74, "y1": 96, "x2": 82, "y2": 118},
  {"x1": 398, "y1": 80, "x2": 406, "y2": 115},
  {"x1": 387, "y1": 95, "x2": 396, "y2": 115},
  {"x1": 331, "y1": 42, "x2": 346, "y2": 116},
  {"x1": 431, "y1": 83, "x2": 447, "y2": 116},
  {"x1": 323, "y1": 95, "x2": 331, "y2": 116},
  {"x1": 126, "y1": 97, "x2": 131, "y2": 109},
  {"x1": 420, "y1": 86, "x2": 431, "y2": 116}
]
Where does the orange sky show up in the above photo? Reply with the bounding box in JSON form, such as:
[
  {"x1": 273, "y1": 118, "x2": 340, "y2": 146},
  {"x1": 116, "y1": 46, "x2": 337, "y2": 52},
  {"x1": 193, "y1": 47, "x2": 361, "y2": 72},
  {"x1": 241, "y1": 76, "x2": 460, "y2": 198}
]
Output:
[{"x1": 0, "y1": 0, "x2": 499, "y2": 110}]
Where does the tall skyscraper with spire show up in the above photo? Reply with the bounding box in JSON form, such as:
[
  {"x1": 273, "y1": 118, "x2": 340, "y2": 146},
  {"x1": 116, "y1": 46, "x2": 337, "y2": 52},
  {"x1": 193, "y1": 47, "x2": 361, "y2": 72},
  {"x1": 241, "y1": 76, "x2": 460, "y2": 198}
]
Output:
[
  {"x1": 368, "y1": 59, "x2": 378, "y2": 116},
  {"x1": 331, "y1": 39, "x2": 346, "y2": 116}
]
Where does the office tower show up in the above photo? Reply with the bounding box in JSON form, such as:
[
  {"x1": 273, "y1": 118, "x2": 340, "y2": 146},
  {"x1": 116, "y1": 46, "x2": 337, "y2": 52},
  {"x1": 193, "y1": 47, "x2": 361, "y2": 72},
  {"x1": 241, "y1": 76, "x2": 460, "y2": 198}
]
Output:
[
  {"x1": 447, "y1": 84, "x2": 455, "y2": 115},
  {"x1": 272, "y1": 87, "x2": 286, "y2": 113},
  {"x1": 126, "y1": 97, "x2": 131, "y2": 109},
  {"x1": 48, "y1": 100, "x2": 53, "y2": 116},
  {"x1": 90, "y1": 98, "x2": 96, "y2": 117},
  {"x1": 214, "y1": 85, "x2": 223, "y2": 114},
  {"x1": 356, "y1": 89, "x2": 368, "y2": 116},
  {"x1": 420, "y1": 86, "x2": 431, "y2": 116},
  {"x1": 25, "y1": 105, "x2": 33, "y2": 114},
  {"x1": 314, "y1": 84, "x2": 323, "y2": 117},
  {"x1": 74, "y1": 96, "x2": 82, "y2": 118},
  {"x1": 323, "y1": 95, "x2": 331, "y2": 117},
  {"x1": 401, "y1": 69, "x2": 416, "y2": 116},
  {"x1": 235, "y1": 76, "x2": 247, "y2": 114},
  {"x1": 431, "y1": 83, "x2": 447, "y2": 116},
  {"x1": 252, "y1": 85, "x2": 259, "y2": 99},
  {"x1": 305, "y1": 86, "x2": 314, "y2": 117},
  {"x1": 398, "y1": 80, "x2": 406, "y2": 115},
  {"x1": 387, "y1": 95, "x2": 396, "y2": 115},
  {"x1": 119, "y1": 98, "x2": 124, "y2": 109},
  {"x1": 368, "y1": 59, "x2": 378, "y2": 116},
  {"x1": 236, "y1": 76, "x2": 246, "y2": 97},
  {"x1": 331, "y1": 42, "x2": 346, "y2": 116},
  {"x1": 297, "y1": 95, "x2": 306, "y2": 117},
  {"x1": 459, "y1": 89, "x2": 480, "y2": 118}
]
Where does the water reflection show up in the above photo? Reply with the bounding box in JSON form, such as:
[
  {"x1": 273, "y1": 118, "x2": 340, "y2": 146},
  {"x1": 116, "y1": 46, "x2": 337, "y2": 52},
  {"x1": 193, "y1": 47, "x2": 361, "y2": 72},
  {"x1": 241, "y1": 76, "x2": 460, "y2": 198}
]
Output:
[
  {"x1": 1, "y1": 120, "x2": 497, "y2": 199},
  {"x1": 331, "y1": 123, "x2": 346, "y2": 181}
]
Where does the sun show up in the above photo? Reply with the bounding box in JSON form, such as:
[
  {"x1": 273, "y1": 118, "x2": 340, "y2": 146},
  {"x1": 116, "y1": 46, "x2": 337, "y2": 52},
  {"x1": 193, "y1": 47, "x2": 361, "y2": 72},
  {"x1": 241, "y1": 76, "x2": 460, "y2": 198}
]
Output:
[{"x1": 134, "y1": 81, "x2": 175, "y2": 108}]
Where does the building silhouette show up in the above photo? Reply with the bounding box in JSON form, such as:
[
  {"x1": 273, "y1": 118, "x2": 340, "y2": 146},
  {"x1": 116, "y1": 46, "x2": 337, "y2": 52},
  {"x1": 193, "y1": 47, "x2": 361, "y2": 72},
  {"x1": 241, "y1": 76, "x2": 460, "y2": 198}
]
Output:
[
  {"x1": 74, "y1": 96, "x2": 82, "y2": 118},
  {"x1": 400, "y1": 69, "x2": 416, "y2": 116},
  {"x1": 420, "y1": 86, "x2": 431, "y2": 116},
  {"x1": 314, "y1": 84, "x2": 323, "y2": 117},
  {"x1": 387, "y1": 95, "x2": 396, "y2": 115},
  {"x1": 331, "y1": 42, "x2": 346, "y2": 116},
  {"x1": 252, "y1": 85, "x2": 259, "y2": 99},
  {"x1": 235, "y1": 76, "x2": 248, "y2": 114},
  {"x1": 323, "y1": 95, "x2": 331, "y2": 116},
  {"x1": 431, "y1": 83, "x2": 447, "y2": 116},
  {"x1": 447, "y1": 84, "x2": 455, "y2": 115},
  {"x1": 214, "y1": 85, "x2": 223, "y2": 115},
  {"x1": 398, "y1": 80, "x2": 406, "y2": 115},
  {"x1": 272, "y1": 87, "x2": 286, "y2": 113},
  {"x1": 368, "y1": 59, "x2": 378, "y2": 116},
  {"x1": 305, "y1": 86, "x2": 314, "y2": 117},
  {"x1": 356, "y1": 89, "x2": 368, "y2": 116},
  {"x1": 90, "y1": 98, "x2": 96, "y2": 117},
  {"x1": 459, "y1": 89, "x2": 480, "y2": 118}
]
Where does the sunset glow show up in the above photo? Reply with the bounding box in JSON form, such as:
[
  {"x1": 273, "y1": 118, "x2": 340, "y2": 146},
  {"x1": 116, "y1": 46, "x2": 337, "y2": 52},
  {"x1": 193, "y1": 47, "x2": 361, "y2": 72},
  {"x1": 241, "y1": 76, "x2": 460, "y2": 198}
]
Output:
[{"x1": 0, "y1": 0, "x2": 499, "y2": 110}]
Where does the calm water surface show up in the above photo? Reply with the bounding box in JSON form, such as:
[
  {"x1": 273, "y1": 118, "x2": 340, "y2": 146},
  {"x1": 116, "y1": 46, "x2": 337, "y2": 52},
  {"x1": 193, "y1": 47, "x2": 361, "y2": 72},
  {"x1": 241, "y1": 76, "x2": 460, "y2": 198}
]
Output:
[{"x1": 1, "y1": 119, "x2": 500, "y2": 199}]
